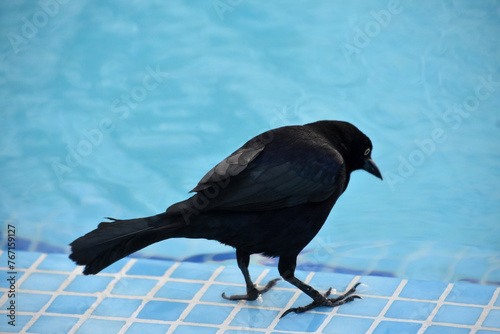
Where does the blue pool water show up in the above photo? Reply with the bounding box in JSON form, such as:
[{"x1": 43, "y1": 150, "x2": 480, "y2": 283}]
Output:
[{"x1": 1, "y1": 1, "x2": 499, "y2": 284}]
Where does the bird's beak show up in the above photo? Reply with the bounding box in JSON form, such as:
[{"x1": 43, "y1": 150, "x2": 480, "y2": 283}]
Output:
[{"x1": 363, "y1": 157, "x2": 383, "y2": 180}]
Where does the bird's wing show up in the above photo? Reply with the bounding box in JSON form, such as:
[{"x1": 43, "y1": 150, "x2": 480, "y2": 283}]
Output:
[
  {"x1": 190, "y1": 139, "x2": 266, "y2": 193},
  {"x1": 189, "y1": 134, "x2": 345, "y2": 212}
]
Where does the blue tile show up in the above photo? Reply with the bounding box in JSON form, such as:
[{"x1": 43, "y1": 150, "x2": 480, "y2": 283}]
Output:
[
  {"x1": 0, "y1": 270, "x2": 25, "y2": 288},
  {"x1": 477, "y1": 330, "x2": 500, "y2": 334},
  {"x1": 215, "y1": 265, "x2": 264, "y2": 284},
  {"x1": 288, "y1": 292, "x2": 318, "y2": 310},
  {"x1": 126, "y1": 258, "x2": 174, "y2": 276},
  {"x1": 111, "y1": 277, "x2": 158, "y2": 296},
  {"x1": 155, "y1": 281, "x2": 204, "y2": 300},
  {"x1": 336, "y1": 296, "x2": 388, "y2": 317},
  {"x1": 125, "y1": 322, "x2": 170, "y2": 334},
  {"x1": 28, "y1": 315, "x2": 79, "y2": 334},
  {"x1": 495, "y1": 293, "x2": 500, "y2": 307},
  {"x1": 0, "y1": 292, "x2": 51, "y2": 312},
  {"x1": 65, "y1": 275, "x2": 114, "y2": 293},
  {"x1": 385, "y1": 300, "x2": 436, "y2": 321},
  {"x1": 35, "y1": 241, "x2": 66, "y2": 254},
  {"x1": 0, "y1": 252, "x2": 8, "y2": 266},
  {"x1": 184, "y1": 304, "x2": 233, "y2": 325},
  {"x1": 137, "y1": 300, "x2": 188, "y2": 321},
  {"x1": 46, "y1": 295, "x2": 97, "y2": 314},
  {"x1": 274, "y1": 312, "x2": 327, "y2": 332},
  {"x1": 322, "y1": 315, "x2": 374, "y2": 334},
  {"x1": 433, "y1": 304, "x2": 483, "y2": 325},
  {"x1": 170, "y1": 262, "x2": 218, "y2": 280},
  {"x1": 20, "y1": 272, "x2": 68, "y2": 291},
  {"x1": 482, "y1": 309, "x2": 500, "y2": 329},
  {"x1": 372, "y1": 320, "x2": 421, "y2": 334},
  {"x1": 445, "y1": 283, "x2": 496, "y2": 305},
  {"x1": 359, "y1": 276, "x2": 402, "y2": 297},
  {"x1": 173, "y1": 325, "x2": 219, "y2": 334},
  {"x1": 93, "y1": 297, "x2": 142, "y2": 318},
  {"x1": 424, "y1": 325, "x2": 471, "y2": 334},
  {"x1": 76, "y1": 318, "x2": 125, "y2": 334},
  {"x1": 12, "y1": 251, "x2": 43, "y2": 269},
  {"x1": 0, "y1": 314, "x2": 31, "y2": 333},
  {"x1": 226, "y1": 330, "x2": 265, "y2": 334},
  {"x1": 37, "y1": 253, "x2": 77, "y2": 271},
  {"x1": 399, "y1": 280, "x2": 448, "y2": 300},
  {"x1": 230, "y1": 307, "x2": 280, "y2": 328},
  {"x1": 213, "y1": 266, "x2": 242, "y2": 284},
  {"x1": 307, "y1": 272, "x2": 357, "y2": 292},
  {"x1": 200, "y1": 284, "x2": 237, "y2": 304},
  {"x1": 100, "y1": 258, "x2": 129, "y2": 274}
]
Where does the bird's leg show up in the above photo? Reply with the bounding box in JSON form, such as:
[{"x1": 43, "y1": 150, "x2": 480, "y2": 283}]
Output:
[
  {"x1": 222, "y1": 250, "x2": 280, "y2": 301},
  {"x1": 278, "y1": 256, "x2": 361, "y2": 318}
]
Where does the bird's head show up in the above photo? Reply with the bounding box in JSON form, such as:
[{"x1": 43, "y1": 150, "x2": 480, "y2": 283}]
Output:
[
  {"x1": 339, "y1": 122, "x2": 383, "y2": 180},
  {"x1": 308, "y1": 120, "x2": 383, "y2": 180}
]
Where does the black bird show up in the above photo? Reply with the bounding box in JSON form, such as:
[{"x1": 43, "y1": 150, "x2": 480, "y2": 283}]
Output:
[{"x1": 69, "y1": 120, "x2": 382, "y2": 317}]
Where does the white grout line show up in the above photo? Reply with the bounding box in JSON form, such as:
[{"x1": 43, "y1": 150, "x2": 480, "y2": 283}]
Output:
[
  {"x1": 12, "y1": 253, "x2": 48, "y2": 333},
  {"x1": 118, "y1": 261, "x2": 181, "y2": 334},
  {"x1": 0, "y1": 253, "x2": 47, "y2": 313},
  {"x1": 216, "y1": 298, "x2": 244, "y2": 333},
  {"x1": 67, "y1": 259, "x2": 138, "y2": 334},
  {"x1": 365, "y1": 279, "x2": 409, "y2": 334},
  {"x1": 471, "y1": 286, "x2": 500, "y2": 333},
  {"x1": 264, "y1": 271, "x2": 317, "y2": 333},
  {"x1": 255, "y1": 267, "x2": 272, "y2": 286},
  {"x1": 416, "y1": 282, "x2": 454, "y2": 334},
  {"x1": 316, "y1": 275, "x2": 363, "y2": 333},
  {"x1": 215, "y1": 267, "x2": 274, "y2": 334},
  {"x1": 19, "y1": 253, "x2": 75, "y2": 334},
  {"x1": 167, "y1": 265, "x2": 226, "y2": 334}
]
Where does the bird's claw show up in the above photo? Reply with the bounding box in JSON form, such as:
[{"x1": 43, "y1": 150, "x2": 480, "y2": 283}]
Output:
[
  {"x1": 222, "y1": 278, "x2": 281, "y2": 301},
  {"x1": 281, "y1": 282, "x2": 362, "y2": 318}
]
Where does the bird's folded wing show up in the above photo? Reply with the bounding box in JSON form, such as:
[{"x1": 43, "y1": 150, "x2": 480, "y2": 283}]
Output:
[
  {"x1": 190, "y1": 141, "x2": 266, "y2": 193},
  {"x1": 189, "y1": 139, "x2": 345, "y2": 211}
]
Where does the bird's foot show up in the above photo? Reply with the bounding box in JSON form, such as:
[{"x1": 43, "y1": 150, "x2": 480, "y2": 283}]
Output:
[
  {"x1": 222, "y1": 278, "x2": 281, "y2": 301},
  {"x1": 281, "y1": 282, "x2": 362, "y2": 318}
]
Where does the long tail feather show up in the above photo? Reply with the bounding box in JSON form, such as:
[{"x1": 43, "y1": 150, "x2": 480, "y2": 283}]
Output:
[{"x1": 69, "y1": 212, "x2": 182, "y2": 275}]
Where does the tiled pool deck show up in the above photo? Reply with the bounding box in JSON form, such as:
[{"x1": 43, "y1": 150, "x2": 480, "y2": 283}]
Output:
[{"x1": 1, "y1": 251, "x2": 499, "y2": 334}]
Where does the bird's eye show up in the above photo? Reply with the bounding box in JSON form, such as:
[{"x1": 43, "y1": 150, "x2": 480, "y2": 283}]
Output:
[{"x1": 364, "y1": 148, "x2": 371, "y2": 156}]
